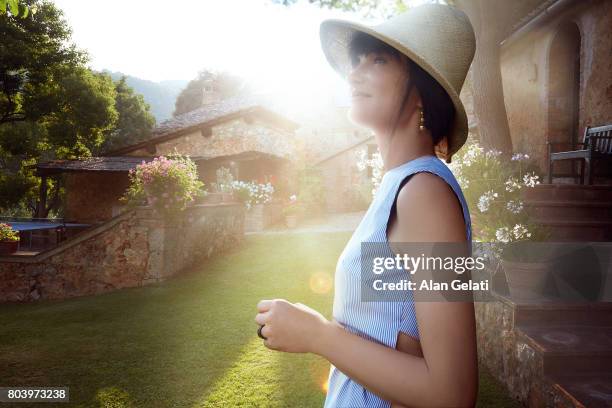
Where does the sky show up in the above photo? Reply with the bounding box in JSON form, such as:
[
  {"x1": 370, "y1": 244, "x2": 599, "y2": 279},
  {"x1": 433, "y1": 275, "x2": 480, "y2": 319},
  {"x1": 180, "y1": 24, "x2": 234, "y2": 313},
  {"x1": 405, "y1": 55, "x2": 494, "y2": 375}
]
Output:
[{"x1": 51, "y1": 0, "x2": 429, "y2": 114}]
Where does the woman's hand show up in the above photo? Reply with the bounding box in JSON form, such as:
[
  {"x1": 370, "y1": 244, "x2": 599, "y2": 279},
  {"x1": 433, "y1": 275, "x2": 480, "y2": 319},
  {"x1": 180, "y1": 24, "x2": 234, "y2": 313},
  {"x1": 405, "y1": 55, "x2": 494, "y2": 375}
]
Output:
[{"x1": 254, "y1": 298, "x2": 330, "y2": 354}]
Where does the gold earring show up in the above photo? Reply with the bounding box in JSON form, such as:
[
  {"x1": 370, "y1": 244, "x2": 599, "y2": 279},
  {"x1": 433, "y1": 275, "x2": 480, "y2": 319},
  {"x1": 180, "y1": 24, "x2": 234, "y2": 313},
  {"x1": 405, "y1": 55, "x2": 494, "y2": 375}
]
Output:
[{"x1": 419, "y1": 107, "x2": 425, "y2": 131}]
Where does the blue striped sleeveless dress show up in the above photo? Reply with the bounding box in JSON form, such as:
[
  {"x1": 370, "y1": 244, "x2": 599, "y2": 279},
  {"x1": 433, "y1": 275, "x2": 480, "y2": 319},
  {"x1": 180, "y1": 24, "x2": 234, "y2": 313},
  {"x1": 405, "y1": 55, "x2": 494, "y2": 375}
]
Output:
[{"x1": 323, "y1": 154, "x2": 472, "y2": 408}]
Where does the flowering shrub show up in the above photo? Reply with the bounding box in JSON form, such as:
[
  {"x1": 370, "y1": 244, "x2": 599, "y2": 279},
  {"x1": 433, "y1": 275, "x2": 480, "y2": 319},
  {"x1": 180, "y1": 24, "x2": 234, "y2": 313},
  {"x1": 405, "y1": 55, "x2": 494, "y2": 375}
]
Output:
[
  {"x1": 448, "y1": 140, "x2": 551, "y2": 245},
  {"x1": 120, "y1": 154, "x2": 205, "y2": 220},
  {"x1": 356, "y1": 148, "x2": 384, "y2": 196},
  {"x1": 209, "y1": 167, "x2": 276, "y2": 208},
  {"x1": 229, "y1": 180, "x2": 274, "y2": 210},
  {"x1": 0, "y1": 223, "x2": 19, "y2": 242}
]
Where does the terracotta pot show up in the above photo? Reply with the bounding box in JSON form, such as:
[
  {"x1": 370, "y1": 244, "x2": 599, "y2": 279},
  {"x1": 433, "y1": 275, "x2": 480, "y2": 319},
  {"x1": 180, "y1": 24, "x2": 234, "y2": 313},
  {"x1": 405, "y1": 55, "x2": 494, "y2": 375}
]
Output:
[
  {"x1": 0, "y1": 240, "x2": 19, "y2": 255},
  {"x1": 501, "y1": 258, "x2": 554, "y2": 300}
]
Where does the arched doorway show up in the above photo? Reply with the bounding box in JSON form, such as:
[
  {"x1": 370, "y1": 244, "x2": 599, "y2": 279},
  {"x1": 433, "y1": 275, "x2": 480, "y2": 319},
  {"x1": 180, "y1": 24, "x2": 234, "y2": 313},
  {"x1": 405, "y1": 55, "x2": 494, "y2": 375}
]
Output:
[{"x1": 547, "y1": 22, "x2": 581, "y2": 180}]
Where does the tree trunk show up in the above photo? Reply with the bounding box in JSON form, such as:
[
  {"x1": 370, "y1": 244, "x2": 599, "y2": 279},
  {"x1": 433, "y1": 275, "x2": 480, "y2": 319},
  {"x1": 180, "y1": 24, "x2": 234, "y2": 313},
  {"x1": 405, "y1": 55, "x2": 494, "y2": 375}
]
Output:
[
  {"x1": 455, "y1": 0, "x2": 523, "y2": 158},
  {"x1": 470, "y1": 34, "x2": 513, "y2": 156}
]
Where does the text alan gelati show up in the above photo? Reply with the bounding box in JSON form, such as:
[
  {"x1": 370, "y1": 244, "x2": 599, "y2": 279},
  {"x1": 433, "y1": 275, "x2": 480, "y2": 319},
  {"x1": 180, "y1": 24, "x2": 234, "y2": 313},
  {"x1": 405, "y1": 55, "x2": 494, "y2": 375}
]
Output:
[{"x1": 372, "y1": 279, "x2": 489, "y2": 292}]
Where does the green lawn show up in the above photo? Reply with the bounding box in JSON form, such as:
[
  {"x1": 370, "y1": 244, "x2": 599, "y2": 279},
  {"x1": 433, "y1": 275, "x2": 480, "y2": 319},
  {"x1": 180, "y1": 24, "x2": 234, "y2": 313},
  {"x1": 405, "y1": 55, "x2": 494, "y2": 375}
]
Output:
[{"x1": 0, "y1": 232, "x2": 519, "y2": 407}]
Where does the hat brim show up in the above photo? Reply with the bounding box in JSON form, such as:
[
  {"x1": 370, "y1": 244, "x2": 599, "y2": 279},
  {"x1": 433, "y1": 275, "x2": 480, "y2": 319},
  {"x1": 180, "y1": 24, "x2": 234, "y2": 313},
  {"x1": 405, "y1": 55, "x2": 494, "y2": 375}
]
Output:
[{"x1": 319, "y1": 19, "x2": 469, "y2": 164}]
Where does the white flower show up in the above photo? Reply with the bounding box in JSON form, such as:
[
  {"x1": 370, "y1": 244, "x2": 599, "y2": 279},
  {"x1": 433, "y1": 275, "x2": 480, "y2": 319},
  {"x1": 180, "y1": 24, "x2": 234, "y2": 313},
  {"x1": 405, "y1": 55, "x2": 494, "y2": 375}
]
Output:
[
  {"x1": 495, "y1": 227, "x2": 512, "y2": 243},
  {"x1": 477, "y1": 190, "x2": 498, "y2": 213},
  {"x1": 511, "y1": 153, "x2": 530, "y2": 161},
  {"x1": 505, "y1": 177, "x2": 522, "y2": 192},
  {"x1": 356, "y1": 149, "x2": 383, "y2": 198},
  {"x1": 230, "y1": 180, "x2": 274, "y2": 208},
  {"x1": 485, "y1": 149, "x2": 503, "y2": 159},
  {"x1": 355, "y1": 148, "x2": 369, "y2": 171},
  {"x1": 523, "y1": 172, "x2": 540, "y2": 188},
  {"x1": 506, "y1": 200, "x2": 524, "y2": 214},
  {"x1": 456, "y1": 175, "x2": 470, "y2": 189},
  {"x1": 512, "y1": 224, "x2": 531, "y2": 239},
  {"x1": 461, "y1": 144, "x2": 484, "y2": 167},
  {"x1": 289, "y1": 194, "x2": 297, "y2": 202}
]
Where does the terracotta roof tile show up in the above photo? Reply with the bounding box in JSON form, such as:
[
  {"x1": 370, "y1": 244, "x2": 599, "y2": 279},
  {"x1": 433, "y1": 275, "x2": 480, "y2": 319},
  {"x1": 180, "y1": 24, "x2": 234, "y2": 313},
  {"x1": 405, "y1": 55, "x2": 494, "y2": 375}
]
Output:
[{"x1": 33, "y1": 156, "x2": 203, "y2": 173}]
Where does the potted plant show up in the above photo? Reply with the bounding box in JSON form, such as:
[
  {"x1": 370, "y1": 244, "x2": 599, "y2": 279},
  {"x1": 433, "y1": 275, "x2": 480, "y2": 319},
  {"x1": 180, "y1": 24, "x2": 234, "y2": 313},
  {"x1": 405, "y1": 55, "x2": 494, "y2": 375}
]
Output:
[
  {"x1": 230, "y1": 180, "x2": 274, "y2": 211},
  {"x1": 0, "y1": 223, "x2": 20, "y2": 255},
  {"x1": 447, "y1": 141, "x2": 553, "y2": 299},
  {"x1": 121, "y1": 153, "x2": 205, "y2": 221},
  {"x1": 228, "y1": 180, "x2": 275, "y2": 231},
  {"x1": 496, "y1": 240, "x2": 557, "y2": 299}
]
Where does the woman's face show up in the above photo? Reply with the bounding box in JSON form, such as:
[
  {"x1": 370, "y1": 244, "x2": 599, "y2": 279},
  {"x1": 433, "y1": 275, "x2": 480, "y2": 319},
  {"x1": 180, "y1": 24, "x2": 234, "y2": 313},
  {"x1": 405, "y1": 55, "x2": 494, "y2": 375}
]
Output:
[{"x1": 348, "y1": 50, "x2": 411, "y2": 131}]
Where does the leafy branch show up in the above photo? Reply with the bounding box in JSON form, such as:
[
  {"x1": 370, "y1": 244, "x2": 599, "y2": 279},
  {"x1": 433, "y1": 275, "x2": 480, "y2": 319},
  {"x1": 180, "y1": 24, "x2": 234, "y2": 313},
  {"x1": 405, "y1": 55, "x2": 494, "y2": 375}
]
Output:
[{"x1": 0, "y1": 0, "x2": 36, "y2": 18}]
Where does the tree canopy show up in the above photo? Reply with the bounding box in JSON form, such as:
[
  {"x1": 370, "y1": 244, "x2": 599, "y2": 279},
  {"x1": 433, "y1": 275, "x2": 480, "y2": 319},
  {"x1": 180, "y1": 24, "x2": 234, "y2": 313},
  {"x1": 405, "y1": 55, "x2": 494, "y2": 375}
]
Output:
[{"x1": 0, "y1": 0, "x2": 155, "y2": 217}]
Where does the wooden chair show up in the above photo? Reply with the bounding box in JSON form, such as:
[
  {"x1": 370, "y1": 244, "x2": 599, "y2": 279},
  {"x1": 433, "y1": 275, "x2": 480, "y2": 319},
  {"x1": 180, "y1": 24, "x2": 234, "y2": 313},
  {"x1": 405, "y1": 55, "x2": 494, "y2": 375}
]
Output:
[{"x1": 547, "y1": 124, "x2": 612, "y2": 185}]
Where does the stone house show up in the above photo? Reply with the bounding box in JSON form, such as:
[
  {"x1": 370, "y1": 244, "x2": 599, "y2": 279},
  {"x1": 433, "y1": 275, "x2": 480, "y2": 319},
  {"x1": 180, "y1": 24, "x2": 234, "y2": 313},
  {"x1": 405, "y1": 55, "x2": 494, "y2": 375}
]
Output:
[
  {"x1": 475, "y1": 1, "x2": 612, "y2": 407},
  {"x1": 107, "y1": 94, "x2": 300, "y2": 186},
  {"x1": 32, "y1": 94, "x2": 300, "y2": 224},
  {"x1": 499, "y1": 0, "x2": 612, "y2": 179},
  {"x1": 32, "y1": 156, "x2": 156, "y2": 224},
  {"x1": 493, "y1": 0, "x2": 612, "y2": 240}
]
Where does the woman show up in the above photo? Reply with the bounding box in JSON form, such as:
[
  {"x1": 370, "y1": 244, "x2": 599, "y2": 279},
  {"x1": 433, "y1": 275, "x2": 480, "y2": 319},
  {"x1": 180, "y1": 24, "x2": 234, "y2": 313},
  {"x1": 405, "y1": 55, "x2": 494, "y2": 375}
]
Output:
[{"x1": 254, "y1": 4, "x2": 478, "y2": 407}]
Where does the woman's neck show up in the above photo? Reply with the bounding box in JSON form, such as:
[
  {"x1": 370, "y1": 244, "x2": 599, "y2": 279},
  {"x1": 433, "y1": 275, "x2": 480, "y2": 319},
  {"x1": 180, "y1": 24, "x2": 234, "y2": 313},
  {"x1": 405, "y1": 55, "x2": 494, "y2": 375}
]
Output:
[{"x1": 373, "y1": 126, "x2": 436, "y2": 172}]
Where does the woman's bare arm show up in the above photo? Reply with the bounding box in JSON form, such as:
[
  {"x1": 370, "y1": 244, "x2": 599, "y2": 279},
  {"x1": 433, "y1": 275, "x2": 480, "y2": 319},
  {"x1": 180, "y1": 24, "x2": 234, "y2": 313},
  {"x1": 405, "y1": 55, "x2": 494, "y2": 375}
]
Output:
[
  {"x1": 312, "y1": 173, "x2": 478, "y2": 407},
  {"x1": 315, "y1": 302, "x2": 476, "y2": 407}
]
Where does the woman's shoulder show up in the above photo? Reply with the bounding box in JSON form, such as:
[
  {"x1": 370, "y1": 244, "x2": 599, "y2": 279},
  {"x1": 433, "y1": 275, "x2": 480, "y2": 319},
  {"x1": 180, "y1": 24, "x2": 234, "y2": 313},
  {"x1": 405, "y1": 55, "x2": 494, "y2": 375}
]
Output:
[
  {"x1": 393, "y1": 171, "x2": 468, "y2": 242},
  {"x1": 396, "y1": 171, "x2": 461, "y2": 211}
]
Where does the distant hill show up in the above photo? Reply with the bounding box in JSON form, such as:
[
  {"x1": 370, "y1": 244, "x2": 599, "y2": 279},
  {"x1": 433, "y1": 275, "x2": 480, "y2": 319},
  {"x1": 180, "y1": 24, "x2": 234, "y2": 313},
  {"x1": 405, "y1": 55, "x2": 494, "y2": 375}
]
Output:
[{"x1": 100, "y1": 70, "x2": 189, "y2": 124}]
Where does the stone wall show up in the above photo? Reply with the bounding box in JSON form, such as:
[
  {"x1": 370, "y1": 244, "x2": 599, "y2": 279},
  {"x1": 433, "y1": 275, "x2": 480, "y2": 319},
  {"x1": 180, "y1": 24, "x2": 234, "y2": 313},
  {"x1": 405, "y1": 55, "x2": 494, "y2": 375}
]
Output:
[
  {"x1": 0, "y1": 203, "x2": 244, "y2": 303},
  {"x1": 500, "y1": 0, "x2": 612, "y2": 173},
  {"x1": 244, "y1": 202, "x2": 283, "y2": 232},
  {"x1": 476, "y1": 300, "x2": 534, "y2": 403},
  {"x1": 64, "y1": 172, "x2": 131, "y2": 223},
  {"x1": 475, "y1": 297, "x2": 560, "y2": 407}
]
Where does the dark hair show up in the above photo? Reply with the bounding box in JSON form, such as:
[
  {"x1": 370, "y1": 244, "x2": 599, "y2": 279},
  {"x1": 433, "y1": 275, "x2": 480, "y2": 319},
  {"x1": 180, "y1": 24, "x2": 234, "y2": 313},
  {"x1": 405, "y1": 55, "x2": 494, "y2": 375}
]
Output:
[{"x1": 348, "y1": 31, "x2": 455, "y2": 148}]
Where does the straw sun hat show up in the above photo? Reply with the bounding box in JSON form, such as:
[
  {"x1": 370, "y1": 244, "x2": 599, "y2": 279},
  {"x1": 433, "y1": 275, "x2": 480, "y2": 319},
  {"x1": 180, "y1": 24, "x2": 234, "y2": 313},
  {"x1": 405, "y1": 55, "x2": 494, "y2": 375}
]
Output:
[{"x1": 319, "y1": 3, "x2": 476, "y2": 163}]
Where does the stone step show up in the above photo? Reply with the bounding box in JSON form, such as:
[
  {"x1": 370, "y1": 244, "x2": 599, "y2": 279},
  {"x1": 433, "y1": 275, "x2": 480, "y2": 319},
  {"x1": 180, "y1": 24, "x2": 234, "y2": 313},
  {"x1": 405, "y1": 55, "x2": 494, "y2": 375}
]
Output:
[
  {"x1": 531, "y1": 218, "x2": 612, "y2": 241},
  {"x1": 523, "y1": 184, "x2": 612, "y2": 202},
  {"x1": 550, "y1": 372, "x2": 612, "y2": 408},
  {"x1": 525, "y1": 200, "x2": 612, "y2": 221},
  {"x1": 518, "y1": 325, "x2": 612, "y2": 354},
  {"x1": 518, "y1": 325, "x2": 612, "y2": 376},
  {"x1": 514, "y1": 302, "x2": 612, "y2": 327}
]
